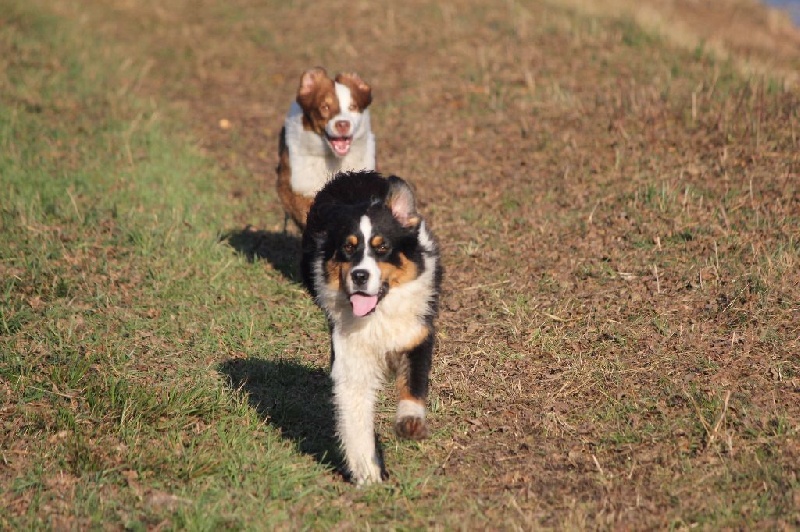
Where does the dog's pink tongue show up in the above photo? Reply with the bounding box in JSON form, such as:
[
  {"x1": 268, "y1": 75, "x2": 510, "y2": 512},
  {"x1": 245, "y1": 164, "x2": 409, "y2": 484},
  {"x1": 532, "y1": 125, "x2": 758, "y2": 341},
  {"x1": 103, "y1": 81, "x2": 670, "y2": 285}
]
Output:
[
  {"x1": 330, "y1": 138, "x2": 351, "y2": 156},
  {"x1": 350, "y1": 293, "x2": 378, "y2": 317}
]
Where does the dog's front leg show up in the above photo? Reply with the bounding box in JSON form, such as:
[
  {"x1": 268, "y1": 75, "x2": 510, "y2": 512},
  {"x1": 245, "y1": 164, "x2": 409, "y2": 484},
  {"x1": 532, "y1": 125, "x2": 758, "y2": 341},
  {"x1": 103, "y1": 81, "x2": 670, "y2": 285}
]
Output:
[
  {"x1": 330, "y1": 335, "x2": 384, "y2": 485},
  {"x1": 395, "y1": 330, "x2": 434, "y2": 440}
]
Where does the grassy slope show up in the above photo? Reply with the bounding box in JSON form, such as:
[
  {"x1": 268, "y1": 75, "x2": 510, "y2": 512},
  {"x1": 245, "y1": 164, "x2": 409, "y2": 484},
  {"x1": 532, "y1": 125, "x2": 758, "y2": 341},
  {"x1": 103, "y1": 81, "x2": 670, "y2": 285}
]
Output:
[
  {"x1": 0, "y1": 3, "x2": 342, "y2": 529},
  {"x1": 1, "y1": 0, "x2": 799, "y2": 529}
]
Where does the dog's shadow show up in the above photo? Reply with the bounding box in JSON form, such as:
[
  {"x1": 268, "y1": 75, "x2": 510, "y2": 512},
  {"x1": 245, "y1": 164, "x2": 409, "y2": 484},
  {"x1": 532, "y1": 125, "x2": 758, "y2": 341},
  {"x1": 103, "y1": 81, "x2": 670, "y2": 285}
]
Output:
[
  {"x1": 220, "y1": 225, "x2": 301, "y2": 282},
  {"x1": 217, "y1": 226, "x2": 389, "y2": 481},
  {"x1": 218, "y1": 357, "x2": 341, "y2": 470}
]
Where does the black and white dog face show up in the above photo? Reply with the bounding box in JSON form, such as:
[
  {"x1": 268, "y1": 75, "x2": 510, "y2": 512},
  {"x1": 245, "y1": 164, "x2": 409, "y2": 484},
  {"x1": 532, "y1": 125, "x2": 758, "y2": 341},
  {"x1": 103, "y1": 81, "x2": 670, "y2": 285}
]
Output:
[
  {"x1": 328, "y1": 206, "x2": 421, "y2": 317},
  {"x1": 305, "y1": 173, "x2": 429, "y2": 320}
]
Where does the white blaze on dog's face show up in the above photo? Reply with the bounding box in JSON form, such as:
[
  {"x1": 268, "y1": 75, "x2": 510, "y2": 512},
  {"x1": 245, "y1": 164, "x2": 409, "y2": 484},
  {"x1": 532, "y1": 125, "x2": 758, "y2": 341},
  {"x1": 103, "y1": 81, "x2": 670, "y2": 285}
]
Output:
[
  {"x1": 345, "y1": 216, "x2": 384, "y2": 317},
  {"x1": 295, "y1": 68, "x2": 372, "y2": 159},
  {"x1": 322, "y1": 83, "x2": 359, "y2": 157},
  {"x1": 326, "y1": 73, "x2": 372, "y2": 158}
]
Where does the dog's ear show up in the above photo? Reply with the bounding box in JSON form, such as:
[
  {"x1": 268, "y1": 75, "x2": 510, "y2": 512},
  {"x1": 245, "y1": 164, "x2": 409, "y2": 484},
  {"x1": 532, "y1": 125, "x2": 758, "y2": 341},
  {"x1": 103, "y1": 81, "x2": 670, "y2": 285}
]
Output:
[
  {"x1": 297, "y1": 67, "x2": 328, "y2": 103},
  {"x1": 386, "y1": 176, "x2": 420, "y2": 228},
  {"x1": 335, "y1": 72, "x2": 372, "y2": 110}
]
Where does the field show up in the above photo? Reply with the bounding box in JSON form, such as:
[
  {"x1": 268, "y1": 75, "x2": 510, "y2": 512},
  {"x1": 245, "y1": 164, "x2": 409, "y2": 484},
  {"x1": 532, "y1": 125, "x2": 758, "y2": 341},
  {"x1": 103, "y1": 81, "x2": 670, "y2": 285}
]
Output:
[{"x1": 1, "y1": 0, "x2": 799, "y2": 528}]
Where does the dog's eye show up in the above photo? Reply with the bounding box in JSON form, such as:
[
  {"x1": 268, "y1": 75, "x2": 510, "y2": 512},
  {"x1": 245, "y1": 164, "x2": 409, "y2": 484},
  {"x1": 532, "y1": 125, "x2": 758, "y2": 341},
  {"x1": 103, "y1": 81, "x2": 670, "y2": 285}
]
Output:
[
  {"x1": 349, "y1": 103, "x2": 358, "y2": 111},
  {"x1": 374, "y1": 243, "x2": 390, "y2": 255},
  {"x1": 320, "y1": 103, "x2": 329, "y2": 113},
  {"x1": 342, "y1": 243, "x2": 356, "y2": 255}
]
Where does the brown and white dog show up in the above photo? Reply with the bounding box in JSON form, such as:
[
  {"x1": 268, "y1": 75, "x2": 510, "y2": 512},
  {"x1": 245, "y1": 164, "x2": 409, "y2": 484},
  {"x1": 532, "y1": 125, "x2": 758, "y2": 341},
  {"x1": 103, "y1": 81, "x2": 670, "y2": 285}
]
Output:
[{"x1": 276, "y1": 67, "x2": 375, "y2": 230}]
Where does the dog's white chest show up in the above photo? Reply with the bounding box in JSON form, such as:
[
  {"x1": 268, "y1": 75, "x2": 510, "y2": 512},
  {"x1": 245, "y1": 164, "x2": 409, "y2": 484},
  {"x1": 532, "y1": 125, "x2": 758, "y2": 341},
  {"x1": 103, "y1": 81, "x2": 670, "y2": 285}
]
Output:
[{"x1": 334, "y1": 314, "x2": 427, "y2": 364}]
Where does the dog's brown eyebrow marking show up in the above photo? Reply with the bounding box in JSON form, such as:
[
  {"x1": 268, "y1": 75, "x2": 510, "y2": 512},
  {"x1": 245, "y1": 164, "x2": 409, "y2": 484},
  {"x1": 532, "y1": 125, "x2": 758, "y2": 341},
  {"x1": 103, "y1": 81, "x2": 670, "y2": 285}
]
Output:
[
  {"x1": 346, "y1": 235, "x2": 359, "y2": 246},
  {"x1": 370, "y1": 235, "x2": 385, "y2": 248}
]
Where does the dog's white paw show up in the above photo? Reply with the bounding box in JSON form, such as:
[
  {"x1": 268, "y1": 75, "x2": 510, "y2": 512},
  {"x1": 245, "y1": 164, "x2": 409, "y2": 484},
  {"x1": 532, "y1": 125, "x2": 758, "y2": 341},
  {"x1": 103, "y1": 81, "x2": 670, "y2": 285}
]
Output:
[{"x1": 350, "y1": 456, "x2": 384, "y2": 486}]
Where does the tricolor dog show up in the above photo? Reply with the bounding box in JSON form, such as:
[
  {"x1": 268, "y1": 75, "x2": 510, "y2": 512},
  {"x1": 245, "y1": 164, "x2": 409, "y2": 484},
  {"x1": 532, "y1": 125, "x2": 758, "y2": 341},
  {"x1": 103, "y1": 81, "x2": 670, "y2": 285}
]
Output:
[
  {"x1": 301, "y1": 170, "x2": 442, "y2": 485},
  {"x1": 277, "y1": 67, "x2": 375, "y2": 230}
]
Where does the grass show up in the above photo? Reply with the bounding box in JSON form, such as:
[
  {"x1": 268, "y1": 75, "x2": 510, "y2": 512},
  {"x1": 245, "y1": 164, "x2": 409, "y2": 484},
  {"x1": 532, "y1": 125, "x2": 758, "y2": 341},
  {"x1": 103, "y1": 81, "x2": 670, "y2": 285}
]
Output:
[
  {"x1": 0, "y1": 3, "x2": 344, "y2": 529},
  {"x1": 2, "y1": 0, "x2": 800, "y2": 529}
]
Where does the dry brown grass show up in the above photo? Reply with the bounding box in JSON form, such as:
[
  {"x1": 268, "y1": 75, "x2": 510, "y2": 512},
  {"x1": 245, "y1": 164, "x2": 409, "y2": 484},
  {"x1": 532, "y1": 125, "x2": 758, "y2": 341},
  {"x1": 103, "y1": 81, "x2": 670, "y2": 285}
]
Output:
[
  {"x1": 555, "y1": 0, "x2": 800, "y2": 85},
  {"x1": 4, "y1": 0, "x2": 799, "y2": 528}
]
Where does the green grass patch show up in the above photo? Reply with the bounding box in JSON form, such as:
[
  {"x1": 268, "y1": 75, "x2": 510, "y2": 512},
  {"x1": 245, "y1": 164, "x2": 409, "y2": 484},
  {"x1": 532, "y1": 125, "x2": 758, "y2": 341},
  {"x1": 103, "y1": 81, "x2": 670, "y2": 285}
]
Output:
[{"x1": 0, "y1": 2, "x2": 341, "y2": 529}]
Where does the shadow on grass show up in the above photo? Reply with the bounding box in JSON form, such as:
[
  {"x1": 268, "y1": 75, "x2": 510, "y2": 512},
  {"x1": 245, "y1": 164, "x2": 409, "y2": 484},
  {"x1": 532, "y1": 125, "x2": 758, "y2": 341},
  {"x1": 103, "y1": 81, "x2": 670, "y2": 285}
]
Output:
[
  {"x1": 218, "y1": 357, "x2": 341, "y2": 472},
  {"x1": 220, "y1": 226, "x2": 301, "y2": 282}
]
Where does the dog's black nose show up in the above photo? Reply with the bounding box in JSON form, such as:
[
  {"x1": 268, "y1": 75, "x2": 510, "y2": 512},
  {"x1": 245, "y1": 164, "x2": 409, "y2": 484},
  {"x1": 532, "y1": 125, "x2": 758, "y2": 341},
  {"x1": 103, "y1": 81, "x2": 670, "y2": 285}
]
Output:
[{"x1": 351, "y1": 269, "x2": 369, "y2": 286}]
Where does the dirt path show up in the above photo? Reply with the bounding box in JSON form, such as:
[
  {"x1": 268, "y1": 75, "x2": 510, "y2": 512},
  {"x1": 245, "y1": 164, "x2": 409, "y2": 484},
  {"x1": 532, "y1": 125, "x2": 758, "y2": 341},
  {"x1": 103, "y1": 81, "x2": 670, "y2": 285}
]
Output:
[{"x1": 44, "y1": 0, "x2": 800, "y2": 526}]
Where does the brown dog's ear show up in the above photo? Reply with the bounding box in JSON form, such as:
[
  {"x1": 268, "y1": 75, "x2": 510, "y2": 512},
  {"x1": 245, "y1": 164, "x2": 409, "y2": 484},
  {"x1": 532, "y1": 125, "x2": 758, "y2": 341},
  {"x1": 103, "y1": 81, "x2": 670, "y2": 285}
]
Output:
[
  {"x1": 297, "y1": 67, "x2": 328, "y2": 105},
  {"x1": 335, "y1": 72, "x2": 373, "y2": 110},
  {"x1": 385, "y1": 176, "x2": 420, "y2": 228}
]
